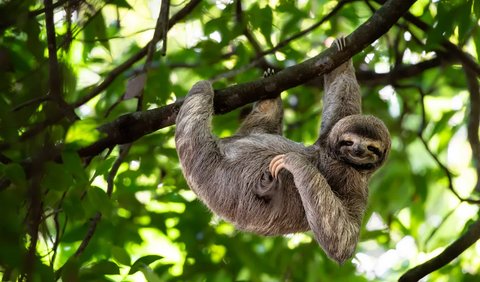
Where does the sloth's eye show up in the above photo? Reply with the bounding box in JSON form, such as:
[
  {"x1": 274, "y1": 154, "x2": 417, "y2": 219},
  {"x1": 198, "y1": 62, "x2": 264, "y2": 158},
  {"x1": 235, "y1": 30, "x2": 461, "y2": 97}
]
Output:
[
  {"x1": 340, "y1": 140, "x2": 354, "y2": 146},
  {"x1": 367, "y1": 146, "x2": 381, "y2": 155}
]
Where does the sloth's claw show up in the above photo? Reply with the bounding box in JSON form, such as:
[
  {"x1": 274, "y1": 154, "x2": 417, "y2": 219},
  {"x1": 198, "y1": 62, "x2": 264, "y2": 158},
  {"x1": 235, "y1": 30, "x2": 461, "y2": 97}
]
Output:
[
  {"x1": 269, "y1": 154, "x2": 286, "y2": 179},
  {"x1": 263, "y1": 68, "x2": 275, "y2": 78},
  {"x1": 333, "y1": 36, "x2": 347, "y2": 51}
]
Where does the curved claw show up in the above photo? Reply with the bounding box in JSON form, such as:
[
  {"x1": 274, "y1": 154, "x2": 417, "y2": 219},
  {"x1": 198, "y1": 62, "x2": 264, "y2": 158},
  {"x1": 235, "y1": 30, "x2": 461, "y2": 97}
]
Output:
[
  {"x1": 333, "y1": 36, "x2": 347, "y2": 51},
  {"x1": 263, "y1": 68, "x2": 275, "y2": 78},
  {"x1": 269, "y1": 154, "x2": 286, "y2": 179}
]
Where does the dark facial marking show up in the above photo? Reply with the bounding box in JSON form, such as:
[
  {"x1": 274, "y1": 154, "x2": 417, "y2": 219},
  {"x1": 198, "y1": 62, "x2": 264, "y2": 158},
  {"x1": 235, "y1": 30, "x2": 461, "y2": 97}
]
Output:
[
  {"x1": 367, "y1": 145, "x2": 382, "y2": 157},
  {"x1": 339, "y1": 140, "x2": 353, "y2": 147}
]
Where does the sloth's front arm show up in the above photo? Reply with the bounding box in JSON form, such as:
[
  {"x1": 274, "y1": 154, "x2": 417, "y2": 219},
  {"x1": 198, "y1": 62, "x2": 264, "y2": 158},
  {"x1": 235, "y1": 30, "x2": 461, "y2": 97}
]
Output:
[{"x1": 270, "y1": 152, "x2": 362, "y2": 264}]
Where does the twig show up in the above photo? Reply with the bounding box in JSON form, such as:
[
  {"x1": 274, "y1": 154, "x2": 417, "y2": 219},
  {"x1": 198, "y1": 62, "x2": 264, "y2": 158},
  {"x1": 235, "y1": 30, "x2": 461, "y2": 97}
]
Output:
[
  {"x1": 356, "y1": 56, "x2": 452, "y2": 86},
  {"x1": 44, "y1": 0, "x2": 77, "y2": 120},
  {"x1": 73, "y1": 212, "x2": 101, "y2": 257},
  {"x1": 23, "y1": 147, "x2": 47, "y2": 282},
  {"x1": 2, "y1": 0, "x2": 201, "y2": 149},
  {"x1": 464, "y1": 62, "x2": 480, "y2": 193},
  {"x1": 259, "y1": 0, "x2": 355, "y2": 57},
  {"x1": 73, "y1": 142, "x2": 132, "y2": 258},
  {"x1": 73, "y1": 0, "x2": 200, "y2": 107},
  {"x1": 50, "y1": 192, "x2": 67, "y2": 266},
  {"x1": 399, "y1": 217, "x2": 480, "y2": 282},
  {"x1": 422, "y1": 203, "x2": 460, "y2": 251},
  {"x1": 29, "y1": 0, "x2": 71, "y2": 17},
  {"x1": 370, "y1": 0, "x2": 480, "y2": 76},
  {"x1": 12, "y1": 96, "x2": 51, "y2": 112},
  {"x1": 145, "y1": 0, "x2": 170, "y2": 66},
  {"x1": 417, "y1": 87, "x2": 480, "y2": 204}
]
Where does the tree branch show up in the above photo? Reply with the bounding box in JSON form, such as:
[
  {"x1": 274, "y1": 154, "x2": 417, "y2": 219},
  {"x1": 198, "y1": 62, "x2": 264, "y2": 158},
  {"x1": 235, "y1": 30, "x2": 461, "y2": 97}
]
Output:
[
  {"x1": 399, "y1": 217, "x2": 480, "y2": 282},
  {"x1": 464, "y1": 63, "x2": 480, "y2": 193},
  {"x1": 417, "y1": 87, "x2": 480, "y2": 204},
  {"x1": 44, "y1": 0, "x2": 77, "y2": 120},
  {"x1": 78, "y1": 0, "x2": 419, "y2": 157}
]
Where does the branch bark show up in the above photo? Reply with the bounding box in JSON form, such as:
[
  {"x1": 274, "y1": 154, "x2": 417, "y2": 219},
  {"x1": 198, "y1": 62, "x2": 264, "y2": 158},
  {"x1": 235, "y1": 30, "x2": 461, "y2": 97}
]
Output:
[
  {"x1": 399, "y1": 217, "x2": 480, "y2": 282},
  {"x1": 464, "y1": 62, "x2": 480, "y2": 193},
  {"x1": 78, "y1": 0, "x2": 419, "y2": 157},
  {"x1": 44, "y1": 0, "x2": 77, "y2": 120}
]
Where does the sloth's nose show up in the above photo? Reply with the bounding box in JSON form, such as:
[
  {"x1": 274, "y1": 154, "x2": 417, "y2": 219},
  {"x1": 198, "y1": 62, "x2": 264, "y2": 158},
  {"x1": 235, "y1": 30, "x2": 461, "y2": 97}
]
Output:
[{"x1": 353, "y1": 144, "x2": 366, "y2": 155}]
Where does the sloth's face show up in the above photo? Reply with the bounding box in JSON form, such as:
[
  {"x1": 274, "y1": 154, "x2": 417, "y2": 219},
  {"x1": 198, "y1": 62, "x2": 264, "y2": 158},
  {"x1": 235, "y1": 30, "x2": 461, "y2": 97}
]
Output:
[{"x1": 336, "y1": 132, "x2": 386, "y2": 170}]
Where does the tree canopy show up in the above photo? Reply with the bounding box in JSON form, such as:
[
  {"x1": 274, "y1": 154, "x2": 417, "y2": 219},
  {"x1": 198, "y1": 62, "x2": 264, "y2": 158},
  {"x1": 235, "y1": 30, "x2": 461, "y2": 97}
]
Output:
[{"x1": 1, "y1": 0, "x2": 480, "y2": 281}]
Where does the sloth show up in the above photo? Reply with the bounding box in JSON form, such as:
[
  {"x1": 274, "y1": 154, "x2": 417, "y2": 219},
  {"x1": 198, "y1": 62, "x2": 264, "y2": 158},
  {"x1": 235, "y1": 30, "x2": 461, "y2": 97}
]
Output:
[{"x1": 175, "y1": 38, "x2": 391, "y2": 263}]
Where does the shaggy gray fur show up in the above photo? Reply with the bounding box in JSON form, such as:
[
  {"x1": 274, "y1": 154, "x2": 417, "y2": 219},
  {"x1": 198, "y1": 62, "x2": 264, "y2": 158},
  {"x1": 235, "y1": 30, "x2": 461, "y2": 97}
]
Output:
[{"x1": 175, "y1": 48, "x2": 391, "y2": 263}]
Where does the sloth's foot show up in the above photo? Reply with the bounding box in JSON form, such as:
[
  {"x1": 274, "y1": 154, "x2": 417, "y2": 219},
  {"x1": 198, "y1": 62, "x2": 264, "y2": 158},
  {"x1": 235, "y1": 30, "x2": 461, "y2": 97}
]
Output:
[
  {"x1": 333, "y1": 36, "x2": 347, "y2": 51},
  {"x1": 263, "y1": 68, "x2": 275, "y2": 78}
]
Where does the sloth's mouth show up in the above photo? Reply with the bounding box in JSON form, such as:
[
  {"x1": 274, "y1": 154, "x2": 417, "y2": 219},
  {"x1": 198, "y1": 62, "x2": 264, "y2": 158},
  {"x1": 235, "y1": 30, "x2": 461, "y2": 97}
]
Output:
[
  {"x1": 346, "y1": 153, "x2": 373, "y2": 164},
  {"x1": 339, "y1": 153, "x2": 377, "y2": 171}
]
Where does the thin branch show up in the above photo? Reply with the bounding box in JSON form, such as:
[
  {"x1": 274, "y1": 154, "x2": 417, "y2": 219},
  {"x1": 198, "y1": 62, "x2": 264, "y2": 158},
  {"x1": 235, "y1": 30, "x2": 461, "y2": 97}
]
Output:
[
  {"x1": 12, "y1": 96, "x2": 51, "y2": 112},
  {"x1": 417, "y1": 87, "x2": 480, "y2": 204},
  {"x1": 0, "y1": 0, "x2": 202, "y2": 149},
  {"x1": 371, "y1": 0, "x2": 480, "y2": 76},
  {"x1": 44, "y1": 0, "x2": 77, "y2": 120},
  {"x1": 145, "y1": 0, "x2": 170, "y2": 66},
  {"x1": 24, "y1": 175, "x2": 43, "y2": 282},
  {"x1": 50, "y1": 192, "x2": 67, "y2": 267},
  {"x1": 464, "y1": 62, "x2": 480, "y2": 193},
  {"x1": 73, "y1": 144, "x2": 131, "y2": 258},
  {"x1": 77, "y1": 0, "x2": 420, "y2": 157},
  {"x1": 422, "y1": 203, "x2": 460, "y2": 251},
  {"x1": 73, "y1": 0, "x2": 200, "y2": 107},
  {"x1": 356, "y1": 56, "x2": 452, "y2": 86},
  {"x1": 399, "y1": 217, "x2": 480, "y2": 282},
  {"x1": 73, "y1": 212, "x2": 101, "y2": 258},
  {"x1": 259, "y1": 0, "x2": 355, "y2": 57},
  {"x1": 29, "y1": 0, "x2": 71, "y2": 17}
]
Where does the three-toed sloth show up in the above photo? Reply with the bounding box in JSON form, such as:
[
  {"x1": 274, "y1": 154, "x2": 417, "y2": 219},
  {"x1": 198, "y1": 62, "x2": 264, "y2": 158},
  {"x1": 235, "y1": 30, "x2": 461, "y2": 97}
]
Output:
[{"x1": 175, "y1": 38, "x2": 391, "y2": 264}]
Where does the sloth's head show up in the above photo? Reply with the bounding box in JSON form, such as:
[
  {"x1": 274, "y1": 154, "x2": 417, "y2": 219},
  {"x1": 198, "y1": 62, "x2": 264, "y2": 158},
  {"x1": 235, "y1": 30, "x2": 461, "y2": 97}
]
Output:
[{"x1": 329, "y1": 115, "x2": 391, "y2": 172}]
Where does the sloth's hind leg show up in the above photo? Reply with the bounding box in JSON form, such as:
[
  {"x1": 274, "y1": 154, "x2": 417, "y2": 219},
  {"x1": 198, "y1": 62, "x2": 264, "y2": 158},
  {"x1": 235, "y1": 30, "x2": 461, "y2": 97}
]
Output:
[{"x1": 236, "y1": 69, "x2": 284, "y2": 136}]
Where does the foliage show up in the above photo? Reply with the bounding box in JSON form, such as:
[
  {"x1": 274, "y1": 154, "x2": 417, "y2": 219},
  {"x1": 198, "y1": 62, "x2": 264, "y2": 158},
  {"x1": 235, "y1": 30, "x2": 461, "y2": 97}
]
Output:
[{"x1": 0, "y1": 0, "x2": 479, "y2": 281}]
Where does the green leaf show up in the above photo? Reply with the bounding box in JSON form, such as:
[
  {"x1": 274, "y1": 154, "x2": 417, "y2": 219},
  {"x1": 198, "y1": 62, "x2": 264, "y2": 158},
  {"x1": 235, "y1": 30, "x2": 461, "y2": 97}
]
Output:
[
  {"x1": 42, "y1": 162, "x2": 74, "y2": 191},
  {"x1": 62, "y1": 151, "x2": 89, "y2": 185},
  {"x1": 112, "y1": 246, "x2": 131, "y2": 265},
  {"x1": 426, "y1": 1, "x2": 455, "y2": 47},
  {"x1": 91, "y1": 156, "x2": 117, "y2": 179},
  {"x1": 140, "y1": 265, "x2": 162, "y2": 282},
  {"x1": 248, "y1": 4, "x2": 273, "y2": 47},
  {"x1": 474, "y1": 0, "x2": 480, "y2": 18},
  {"x1": 65, "y1": 119, "x2": 102, "y2": 147},
  {"x1": 87, "y1": 186, "x2": 112, "y2": 215},
  {"x1": 109, "y1": 0, "x2": 132, "y2": 9},
  {"x1": 82, "y1": 11, "x2": 110, "y2": 58},
  {"x1": 457, "y1": 0, "x2": 473, "y2": 43},
  {"x1": 79, "y1": 260, "x2": 120, "y2": 280},
  {"x1": 3, "y1": 163, "x2": 26, "y2": 187},
  {"x1": 88, "y1": 260, "x2": 120, "y2": 275},
  {"x1": 129, "y1": 255, "x2": 163, "y2": 274},
  {"x1": 61, "y1": 257, "x2": 80, "y2": 282}
]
